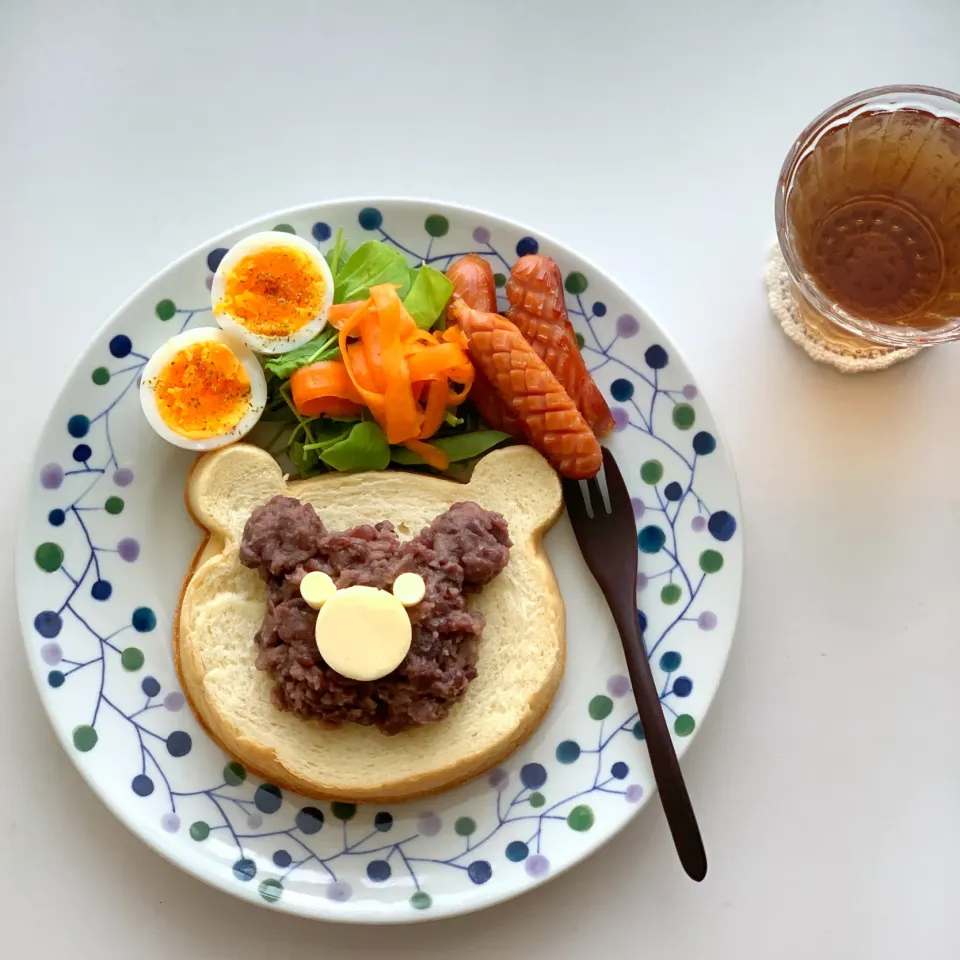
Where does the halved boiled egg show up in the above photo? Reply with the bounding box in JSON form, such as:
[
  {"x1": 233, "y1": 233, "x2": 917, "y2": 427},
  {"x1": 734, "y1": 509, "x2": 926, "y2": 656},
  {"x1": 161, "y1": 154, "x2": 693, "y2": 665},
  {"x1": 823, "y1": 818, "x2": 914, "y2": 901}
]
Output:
[
  {"x1": 139, "y1": 327, "x2": 267, "y2": 451},
  {"x1": 211, "y1": 231, "x2": 333, "y2": 355}
]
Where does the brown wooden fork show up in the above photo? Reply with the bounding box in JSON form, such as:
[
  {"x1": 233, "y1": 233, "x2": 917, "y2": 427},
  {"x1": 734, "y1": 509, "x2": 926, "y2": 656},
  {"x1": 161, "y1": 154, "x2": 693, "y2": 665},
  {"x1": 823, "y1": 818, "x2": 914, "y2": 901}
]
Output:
[{"x1": 562, "y1": 446, "x2": 707, "y2": 881}]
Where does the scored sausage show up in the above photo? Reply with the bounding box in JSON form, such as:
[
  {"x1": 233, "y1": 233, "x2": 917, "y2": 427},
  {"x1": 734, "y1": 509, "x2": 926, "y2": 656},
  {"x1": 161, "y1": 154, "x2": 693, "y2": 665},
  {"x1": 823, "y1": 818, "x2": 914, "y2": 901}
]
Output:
[
  {"x1": 445, "y1": 255, "x2": 526, "y2": 438},
  {"x1": 448, "y1": 298, "x2": 602, "y2": 479},
  {"x1": 506, "y1": 255, "x2": 615, "y2": 437}
]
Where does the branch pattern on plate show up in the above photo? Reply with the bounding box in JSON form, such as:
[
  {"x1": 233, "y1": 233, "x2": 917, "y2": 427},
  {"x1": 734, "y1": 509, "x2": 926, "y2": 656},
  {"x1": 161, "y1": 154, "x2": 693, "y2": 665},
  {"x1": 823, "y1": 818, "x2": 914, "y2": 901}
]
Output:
[{"x1": 28, "y1": 209, "x2": 737, "y2": 911}]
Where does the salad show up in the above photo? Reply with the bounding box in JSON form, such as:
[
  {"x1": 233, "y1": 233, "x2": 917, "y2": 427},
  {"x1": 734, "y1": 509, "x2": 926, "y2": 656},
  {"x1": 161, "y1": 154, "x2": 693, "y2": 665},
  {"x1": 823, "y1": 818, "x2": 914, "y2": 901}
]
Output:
[{"x1": 140, "y1": 226, "x2": 613, "y2": 480}]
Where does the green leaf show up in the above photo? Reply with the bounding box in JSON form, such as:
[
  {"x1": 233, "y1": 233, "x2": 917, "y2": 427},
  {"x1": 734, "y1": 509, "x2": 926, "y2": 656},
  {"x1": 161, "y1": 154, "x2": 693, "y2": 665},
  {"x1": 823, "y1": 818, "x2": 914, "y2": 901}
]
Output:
[
  {"x1": 390, "y1": 430, "x2": 512, "y2": 466},
  {"x1": 261, "y1": 377, "x2": 295, "y2": 422},
  {"x1": 319, "y1": 421, "x2": 391, "y2": 472},
  {"x1": 323, "y1": 412, "x2": 363, "y2": 423},
  {"x1": 302, "y1": 419, "x2": 353, "y2": 452},
  {"x1": 260, "y1": 377, "x2": 301, "y2": 423},
  {"x1": 334, "y1": 241, "x2": 411, "y2": 304},
  {"x1": 435, "y1": 403, "x2": 482, "y2": 436},
  {"x1": 263, "y1": 325, "x2": 341, "y2": 379},
  {"x1": 246, "y1": 420, "x2": 294, "y2": 456},
  {"x1": 324, "y1": 227, "x2": 350, "y2": 276},
  {"x1": 289, "y1": 439, "x2": 323, "y2": 478},
  {"x1": 402, "y1": 265, "x2": 454, "y2": 329}
]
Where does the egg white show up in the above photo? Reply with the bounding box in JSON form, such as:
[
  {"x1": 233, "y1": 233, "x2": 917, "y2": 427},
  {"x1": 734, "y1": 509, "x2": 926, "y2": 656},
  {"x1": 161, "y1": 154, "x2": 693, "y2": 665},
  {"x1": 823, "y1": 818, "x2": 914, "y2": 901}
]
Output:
[
  {"x1": 210, "y1": 231, "x2": 334, "y2": 355},
  {"x1": 139, "y1": 327, "x2": 267, "y2": 451}
]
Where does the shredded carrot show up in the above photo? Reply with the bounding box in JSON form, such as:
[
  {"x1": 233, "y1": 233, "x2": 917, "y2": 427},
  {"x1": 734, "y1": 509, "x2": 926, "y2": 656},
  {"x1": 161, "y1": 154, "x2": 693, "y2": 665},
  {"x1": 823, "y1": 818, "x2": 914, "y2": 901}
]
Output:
[
  {"x1": 445, "y1": 364, "x2": 475, "y2": 406},
  {"x1": 370, "y1": 285, "x2": 418, "y2": 443},
  {"x1": 346, "y1": 342, "x2": 375, "y2": 392},
  {"x1": 290, "y1": 360, "x2": 364, "y2": 418},
  {"x1": 360, "y1": 307, "x2": 385, "y2": 392},
  {"x1": 420, "y1": 380, "x2": 449, "y2": 440},
  {"x1": 441, "y1": 326, "x2": 469, "y2": 349},
  {"x1": 294, "y1": 285, "x2": 475, "y2": 447},
  {"x1": 345, "y1": 342, "x2": 385, "y2": 420},
  {"x1": 397, "y1": 302, "x2": 419, "y2": 338},
  {"x1": 404, "y1": 439, "x2": 450, "y2": 470},
  {"x1": 305, "y1": 395, "x2": 364, "y2": 418},
  {"x1": 406, "y1": 342, "x2": 470, "y2": 382},
  {"x1": 327, "y1": 301, "x2": 367, "y2": 327}
]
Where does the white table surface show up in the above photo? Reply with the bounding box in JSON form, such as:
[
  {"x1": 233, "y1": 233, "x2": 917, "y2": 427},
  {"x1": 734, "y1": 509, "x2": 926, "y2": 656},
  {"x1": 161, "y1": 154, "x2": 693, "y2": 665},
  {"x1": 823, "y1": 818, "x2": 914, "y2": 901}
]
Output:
[{"x1": 3, "y1": 0, "x2": 960, "y2": 956}]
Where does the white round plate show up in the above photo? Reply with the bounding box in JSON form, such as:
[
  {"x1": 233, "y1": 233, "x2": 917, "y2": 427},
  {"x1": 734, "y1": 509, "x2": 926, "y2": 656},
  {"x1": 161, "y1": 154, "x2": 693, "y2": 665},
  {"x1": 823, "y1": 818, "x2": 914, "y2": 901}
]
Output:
[{"x1": 16, "y1": 199, "x2": 743, "y2": 922}]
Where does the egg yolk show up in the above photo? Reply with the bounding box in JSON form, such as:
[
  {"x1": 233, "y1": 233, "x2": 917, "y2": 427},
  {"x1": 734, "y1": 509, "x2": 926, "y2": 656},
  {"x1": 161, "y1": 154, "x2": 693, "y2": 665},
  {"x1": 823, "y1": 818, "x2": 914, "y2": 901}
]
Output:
[
  {"x1": 215, "y1": 247, "x2": 326, "y2": 338},
  {"x1": 154, "y1": 341, "x2": 251, "y2": 439}
]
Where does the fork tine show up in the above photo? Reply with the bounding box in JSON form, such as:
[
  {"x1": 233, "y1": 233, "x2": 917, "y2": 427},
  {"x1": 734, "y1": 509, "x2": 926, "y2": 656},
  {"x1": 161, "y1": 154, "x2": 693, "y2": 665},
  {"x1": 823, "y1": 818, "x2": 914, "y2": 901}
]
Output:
[
  {"x1": 561, "y1": 474, "x2": 588, "y2": 521},
  {"x1": 564, "y1": 451, "x2": 632, "y2": 521},
  {"x1": 586, "y1": 474, "x2": 605, "y2": 516},
  {"x1": 600, "y1": 447, "x2": 632, "y2": 515},
  {"x1": 596, "y1": 463, "x2": 613, "y2": 515}
]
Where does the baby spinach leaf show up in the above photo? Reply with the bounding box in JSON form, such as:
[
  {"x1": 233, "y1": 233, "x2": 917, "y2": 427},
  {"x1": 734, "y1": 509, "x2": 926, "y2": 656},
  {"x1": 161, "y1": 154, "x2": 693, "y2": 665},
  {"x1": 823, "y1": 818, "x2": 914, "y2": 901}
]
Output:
[
  {"x1": 263, "y1": 325, "x2": 341, "y2": 379},
  {"x1": 402, "y1": 265, "x2": 454, "y2": 329},
  {"x1": 261, "y1": 376, "x2": 295, "y2": 422},
  {"x1": 324, "y1": 227, "x2": 350, "y2": 276},
  {"x1": 319, "y1": 421, "x2": 391, "y2": 472},
  {"x1": 389, "y1": 430, "x2": 512, "y2": 466},
  {"x1": 302, "y1": 418, "x2": 353, "y2": 452},
  {"x1": 261, "y1": 378, "x2": 305, "y2": 424},
  {"x1": 334, "y1": 241, "x2": 411, "y2": 303},
  {"x1": 289, "y1": 439, "x2": 323, "y2": 478},
  {"x1": 323, "y1": 412, "x2": 364, "y2": 423}
]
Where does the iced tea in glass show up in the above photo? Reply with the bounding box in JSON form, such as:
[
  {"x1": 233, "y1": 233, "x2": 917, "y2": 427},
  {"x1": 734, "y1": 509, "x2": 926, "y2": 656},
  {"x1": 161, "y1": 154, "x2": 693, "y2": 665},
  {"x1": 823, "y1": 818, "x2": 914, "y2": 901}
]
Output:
[{"x1": 776, "y1": 85, "x2": 960, "y2": 347}]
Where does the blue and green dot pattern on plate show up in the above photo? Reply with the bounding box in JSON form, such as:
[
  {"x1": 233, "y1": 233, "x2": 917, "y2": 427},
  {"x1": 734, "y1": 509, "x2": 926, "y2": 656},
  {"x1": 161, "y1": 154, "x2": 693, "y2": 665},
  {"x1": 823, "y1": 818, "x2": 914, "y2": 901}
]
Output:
[{"x1": 24, "y1": 203, "x2": 738, "y2": 918}]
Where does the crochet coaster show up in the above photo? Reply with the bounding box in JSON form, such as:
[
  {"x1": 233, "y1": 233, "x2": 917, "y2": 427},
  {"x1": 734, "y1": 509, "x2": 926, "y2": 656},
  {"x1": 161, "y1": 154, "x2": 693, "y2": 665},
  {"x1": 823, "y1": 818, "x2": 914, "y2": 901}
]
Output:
[{"x1": 765, "y1": 245, "x2": 922, "y2": 373}]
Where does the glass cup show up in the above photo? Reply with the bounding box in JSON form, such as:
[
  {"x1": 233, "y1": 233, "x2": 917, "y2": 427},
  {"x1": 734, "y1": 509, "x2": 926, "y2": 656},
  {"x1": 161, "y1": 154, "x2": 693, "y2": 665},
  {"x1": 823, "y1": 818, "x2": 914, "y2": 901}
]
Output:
[{"x1": 776, "y1": 85, "x2": 960, "y2": 347}]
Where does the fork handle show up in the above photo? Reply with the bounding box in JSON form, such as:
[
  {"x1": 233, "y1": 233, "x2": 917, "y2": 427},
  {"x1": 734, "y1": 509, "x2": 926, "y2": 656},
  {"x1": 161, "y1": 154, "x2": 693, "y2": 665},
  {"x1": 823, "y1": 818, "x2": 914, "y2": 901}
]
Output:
[{"x1": 609, "y1": 595, "x2": 708, "y2": 881}]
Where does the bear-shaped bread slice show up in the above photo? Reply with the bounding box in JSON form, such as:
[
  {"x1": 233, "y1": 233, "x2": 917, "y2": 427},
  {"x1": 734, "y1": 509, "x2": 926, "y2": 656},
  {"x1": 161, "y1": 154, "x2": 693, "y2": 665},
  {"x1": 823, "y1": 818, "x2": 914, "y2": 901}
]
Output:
[{"x1": 176, "y1": 443, "x2": 565, "y2": 802}]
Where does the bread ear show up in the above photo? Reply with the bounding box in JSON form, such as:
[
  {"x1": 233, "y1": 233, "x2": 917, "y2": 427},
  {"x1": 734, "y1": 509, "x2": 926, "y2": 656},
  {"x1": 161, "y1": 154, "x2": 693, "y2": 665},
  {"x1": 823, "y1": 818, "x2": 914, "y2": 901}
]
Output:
[
  {"x1": 189, "y1": 443, "x2": 562, "y2": 545},
  {"x1": 467, "y1": 446, "x2": 563, "y2": 536},
  {"x1": 189, "y1": 444, "x2": 287, "y2": 542}
]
